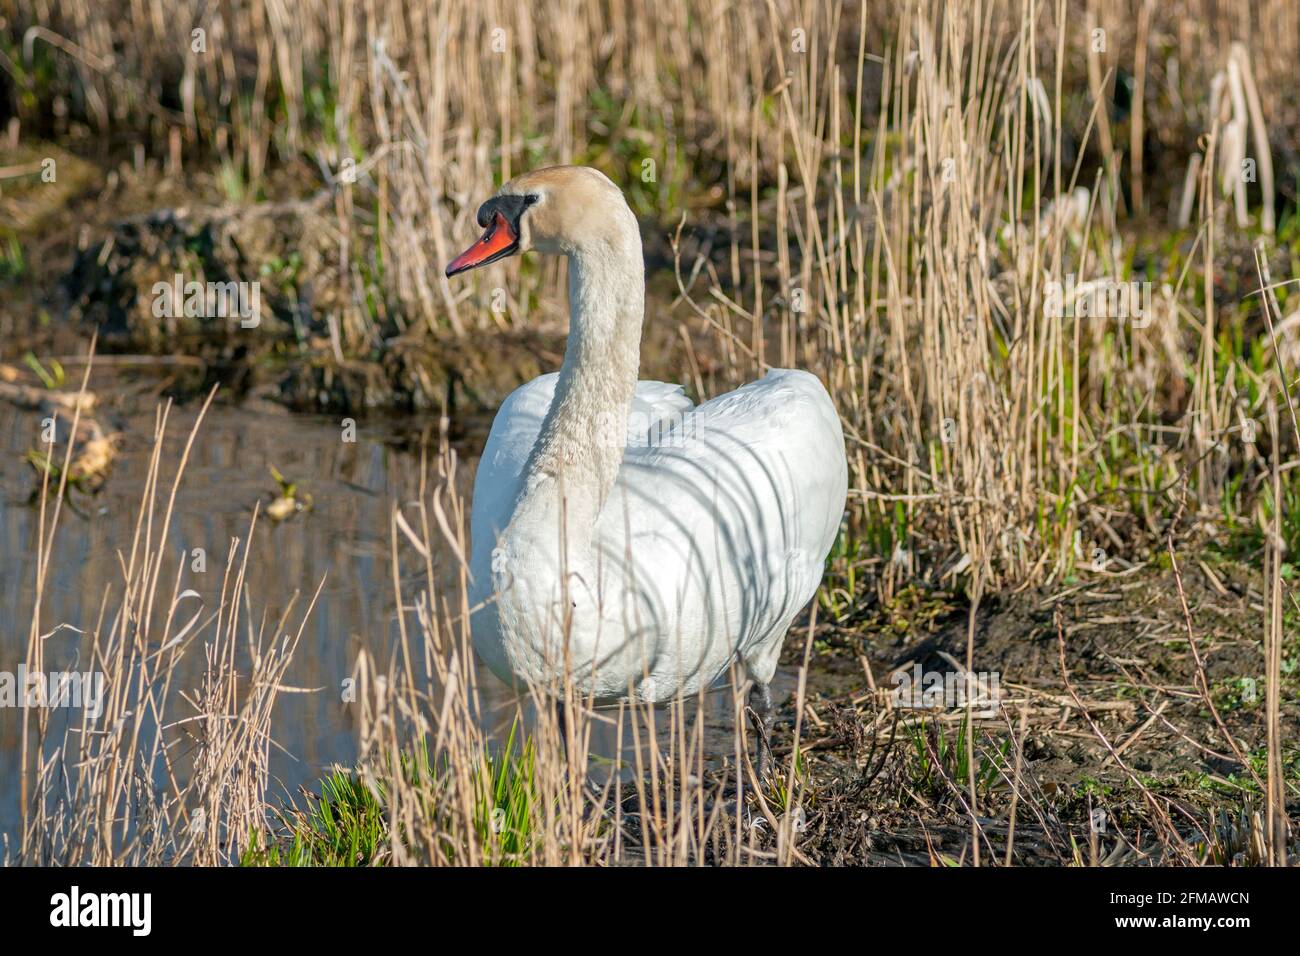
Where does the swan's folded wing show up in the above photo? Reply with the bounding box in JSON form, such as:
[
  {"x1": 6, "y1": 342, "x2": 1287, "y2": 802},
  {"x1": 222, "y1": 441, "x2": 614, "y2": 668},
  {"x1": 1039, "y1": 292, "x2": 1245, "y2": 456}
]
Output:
[
  {"x1": 615, "y1": 369, "x2": 848, "y2": 665},
  {"x1": 471, "y1": 375, "x2": 558, "y2": 560},
  {"x1": 677, "y1": 369, "x2": 845, "y2": 558},
  {"x1": 634, "y1": 369, "x2": 845, "y2": 475},
  {"x1": 690, "y1": 369, "x2": 842, "y2": 449},
  {"x1": 634, "y1": 382, "x2": 693, "y2": 414},
  {"x1": 477, "y1": 373, "x2": 559, "y2": 481}
]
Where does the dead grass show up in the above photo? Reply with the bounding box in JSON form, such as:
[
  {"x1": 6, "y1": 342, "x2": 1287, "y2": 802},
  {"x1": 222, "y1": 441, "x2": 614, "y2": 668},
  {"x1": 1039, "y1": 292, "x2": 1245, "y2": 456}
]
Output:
[
  {"x1": 3, "y1": 0, "x2": 1299, "y2": 864},
  {"x1": 14, "y1": 376, "x2": 322, "y2": 865}
]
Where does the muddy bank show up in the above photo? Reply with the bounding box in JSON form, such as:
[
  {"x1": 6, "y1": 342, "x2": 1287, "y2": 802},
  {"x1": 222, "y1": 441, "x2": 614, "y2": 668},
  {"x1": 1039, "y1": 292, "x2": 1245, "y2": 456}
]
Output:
[
  {"x1": 776, "y1": 564, "x2": 1298, "y2": 865},
  {"x1": 3, "y1": 143, "x2": 706, "y2": 416}
]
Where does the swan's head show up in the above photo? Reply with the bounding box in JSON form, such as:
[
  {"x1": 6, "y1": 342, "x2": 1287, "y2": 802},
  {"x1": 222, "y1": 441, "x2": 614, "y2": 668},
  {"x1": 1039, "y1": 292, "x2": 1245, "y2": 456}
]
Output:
[{"x1": 445, "y1": 165, "x2": 634, "y2": 277}]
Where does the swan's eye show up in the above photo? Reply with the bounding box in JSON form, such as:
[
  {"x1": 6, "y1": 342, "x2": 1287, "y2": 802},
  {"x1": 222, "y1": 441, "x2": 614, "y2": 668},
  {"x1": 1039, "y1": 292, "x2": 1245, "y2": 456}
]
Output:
[{"x1": 523, "y1": 193, "x2": 540, "y2": 206}]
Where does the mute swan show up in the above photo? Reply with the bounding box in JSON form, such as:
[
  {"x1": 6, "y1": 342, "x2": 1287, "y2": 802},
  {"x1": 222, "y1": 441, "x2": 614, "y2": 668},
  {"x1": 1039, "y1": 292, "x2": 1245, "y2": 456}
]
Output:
[{"x1": 445, "y1": 166, "x2": 847, "y2": 773}]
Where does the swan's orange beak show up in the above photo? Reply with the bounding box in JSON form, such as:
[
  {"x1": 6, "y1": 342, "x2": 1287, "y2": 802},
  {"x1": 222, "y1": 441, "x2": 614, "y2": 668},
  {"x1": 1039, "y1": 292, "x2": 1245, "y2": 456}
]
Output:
[{"x1": 445, "y1": 212, "x2": 519, "y2": 277}]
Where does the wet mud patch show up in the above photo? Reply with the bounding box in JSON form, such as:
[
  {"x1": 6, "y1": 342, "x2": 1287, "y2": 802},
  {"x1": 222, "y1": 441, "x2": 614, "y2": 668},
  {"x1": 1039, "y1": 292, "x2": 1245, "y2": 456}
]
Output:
[
  {"x1": 771, "y1": 562, "x2": 1299, "y2": 865},
  {"x1": 42, "y1": 195, "x2": 578, "y2": 412},
  {"x1": 37, "y1": 182, "x2": 698, "y2": 414}
]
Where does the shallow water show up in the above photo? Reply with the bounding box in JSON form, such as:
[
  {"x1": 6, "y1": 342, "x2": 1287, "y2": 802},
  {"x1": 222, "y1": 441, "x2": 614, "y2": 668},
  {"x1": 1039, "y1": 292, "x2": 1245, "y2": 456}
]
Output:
[{"x1": 0, "y1": 375, "x2": 791, "y2": 845}]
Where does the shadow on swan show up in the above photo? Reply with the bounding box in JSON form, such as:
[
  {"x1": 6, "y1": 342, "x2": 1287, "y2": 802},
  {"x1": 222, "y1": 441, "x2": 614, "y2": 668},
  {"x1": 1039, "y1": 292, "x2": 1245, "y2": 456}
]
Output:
[{"x1": 444, "y1": 165, "x2": 848, "y2": 776}]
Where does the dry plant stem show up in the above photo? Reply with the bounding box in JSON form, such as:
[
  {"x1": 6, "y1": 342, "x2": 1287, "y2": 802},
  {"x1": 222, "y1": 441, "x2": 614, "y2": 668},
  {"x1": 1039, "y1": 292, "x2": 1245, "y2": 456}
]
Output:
[
  {"x1": 965, "y1": 572, "x2": 981, "y2": 867},
  {"x1": 1255, "y1": 247, "x2": 1294, "y2": 865},
  {"x1": 17, "y1": 379, "x2": 322, "y2": 864},
  {"x1": 1265, "y1": 398, "x2": 1286, "y2": 865},
  {"x1": 1003, "y1": 706, "x2": 1029, "y2": 866},
  {"x1": 778, "y1": 603, "x2": 818, "y2": 865},
  {"x1": 1054, "y1": 609, "x2": 1192, "y2": 863},
  {"x1": 1165, "y1": 491, "x2": 1266, "y2": 797},
  {"x1": 918, "y1": 726, "x2": 995, "y2": 863},
  {"x1": 1129, "y1": 0, "x2": 1153, "y2": 214},
  {"x1": 20, "y1": 334, "x2": 96, "y2": 838}
]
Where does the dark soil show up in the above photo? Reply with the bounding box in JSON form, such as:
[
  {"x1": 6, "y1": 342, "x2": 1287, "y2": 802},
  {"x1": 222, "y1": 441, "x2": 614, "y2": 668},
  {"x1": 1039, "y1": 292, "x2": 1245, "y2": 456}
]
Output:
[
  {"x1": 2, "y1": 139, "x2": 704, "y2": 416},
  {"x1": 774, "y1": 558, "x2": 1300, "y2": 865}
]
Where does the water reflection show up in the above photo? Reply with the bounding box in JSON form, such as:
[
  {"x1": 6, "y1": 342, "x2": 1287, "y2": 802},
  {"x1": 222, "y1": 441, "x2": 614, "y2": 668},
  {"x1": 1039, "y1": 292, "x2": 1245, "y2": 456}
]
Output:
[{"x1": 0, "y1": 385, "x2": 788, "y2": 844}]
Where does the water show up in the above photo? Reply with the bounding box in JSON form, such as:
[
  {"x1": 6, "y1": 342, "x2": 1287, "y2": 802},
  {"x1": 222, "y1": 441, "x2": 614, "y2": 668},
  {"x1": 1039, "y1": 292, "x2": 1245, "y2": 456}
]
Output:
[{"x1": 0, "y1": 373, "x2": 789, "y2": 844}]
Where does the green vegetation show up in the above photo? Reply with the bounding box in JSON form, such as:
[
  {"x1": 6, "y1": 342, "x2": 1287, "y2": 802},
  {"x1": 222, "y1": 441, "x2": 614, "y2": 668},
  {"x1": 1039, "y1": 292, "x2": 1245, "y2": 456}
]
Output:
[{"x1": 243, "y1": 724, "x2": 545, "y2": 867}]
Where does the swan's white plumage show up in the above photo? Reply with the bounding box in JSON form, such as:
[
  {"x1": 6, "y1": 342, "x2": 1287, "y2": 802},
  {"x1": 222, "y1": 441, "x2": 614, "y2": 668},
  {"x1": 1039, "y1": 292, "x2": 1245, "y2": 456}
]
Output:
[
  {"x1": 453, "y1": 164, "x2": 848, "y2": 706},
  {"x1": 469, "y1": 368, "x2": 847, "y2": 702}
]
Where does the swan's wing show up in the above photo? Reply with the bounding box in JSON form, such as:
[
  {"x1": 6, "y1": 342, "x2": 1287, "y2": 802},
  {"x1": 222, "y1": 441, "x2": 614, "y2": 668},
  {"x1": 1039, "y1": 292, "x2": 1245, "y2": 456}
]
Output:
[
  {"x1": 474, "y1": 373, "x2": 559, "y2": 487},
  {"x1": 628, "y1": 368, "x2": 845, "y2": 515},
  {"x1": 612, "y1": 369, "x2": 848, "y2": 687}
]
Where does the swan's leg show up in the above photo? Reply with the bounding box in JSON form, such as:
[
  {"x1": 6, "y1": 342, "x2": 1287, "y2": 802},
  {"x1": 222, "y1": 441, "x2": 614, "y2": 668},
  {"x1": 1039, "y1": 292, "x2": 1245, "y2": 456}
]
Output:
[
  {"x1": 552, "y1": 696, "x2": 569, "y2": 760},
  {"x1": 747, "y1": 682, "x2": 775, "y2": 779}
]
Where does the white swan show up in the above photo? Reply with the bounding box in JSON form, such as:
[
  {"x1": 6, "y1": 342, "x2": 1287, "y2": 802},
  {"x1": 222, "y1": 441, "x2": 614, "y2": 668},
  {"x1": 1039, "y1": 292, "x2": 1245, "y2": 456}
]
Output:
[{"x1": 445, "y1": 166, "x2": 847, "y2": 769}]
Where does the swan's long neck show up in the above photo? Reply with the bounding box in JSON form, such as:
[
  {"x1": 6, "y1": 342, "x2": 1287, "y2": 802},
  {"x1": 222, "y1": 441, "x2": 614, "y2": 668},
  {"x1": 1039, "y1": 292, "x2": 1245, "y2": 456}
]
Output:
[{"x1": 517, "y1": 219, "x2": 644, "y2": 533}]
